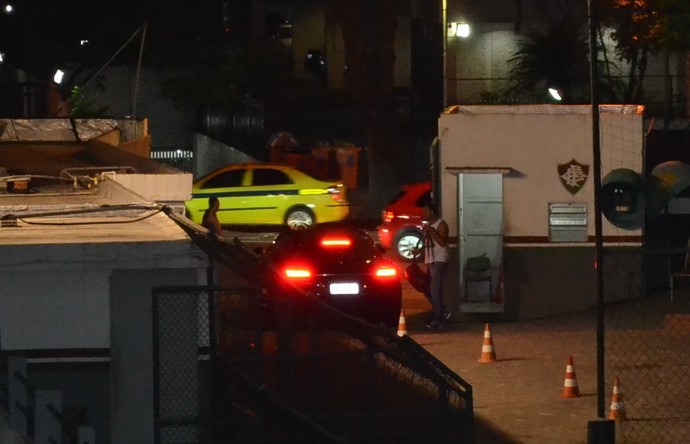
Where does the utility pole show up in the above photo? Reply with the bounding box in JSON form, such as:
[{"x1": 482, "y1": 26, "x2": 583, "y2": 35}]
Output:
[{"x1": 587, "y1": 0, "x2": 615, "y2": 441}]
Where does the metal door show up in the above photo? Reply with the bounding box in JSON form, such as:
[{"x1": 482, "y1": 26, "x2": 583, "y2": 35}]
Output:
[{"x1": 458, "y1": 173, "x2": 504, "y2": 308}]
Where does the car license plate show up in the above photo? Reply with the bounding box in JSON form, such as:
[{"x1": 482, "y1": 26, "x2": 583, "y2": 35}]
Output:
[{"x1": 329, "y1": 282, "x2": 359, "y2": 295}]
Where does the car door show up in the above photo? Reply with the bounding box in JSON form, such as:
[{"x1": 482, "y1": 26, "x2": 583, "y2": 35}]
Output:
[
  {"x1": 197, "y1": 167, "x2": 248, "y2": 224},
  {"x1": 247, "y1": 166, "x2": 298, "y2": 224}
]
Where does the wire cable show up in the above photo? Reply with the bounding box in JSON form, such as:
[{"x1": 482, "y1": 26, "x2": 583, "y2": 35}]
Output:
[{"x1": 4, "y1": 204, "x2": 166, "y2": 226}]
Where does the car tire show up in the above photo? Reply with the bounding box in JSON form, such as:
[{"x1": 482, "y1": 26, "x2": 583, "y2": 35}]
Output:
[
  {"x1": 394, "y1": 229, "x2": 423, "y2": 262},
  {"x1": 285, "y1": 207, "x2": 315, "y2": 230}
]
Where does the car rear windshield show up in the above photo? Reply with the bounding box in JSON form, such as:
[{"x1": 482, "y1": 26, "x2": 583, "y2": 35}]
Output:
[{"x1": 269, "y1": 229, "x2": 379, "y2": 258}]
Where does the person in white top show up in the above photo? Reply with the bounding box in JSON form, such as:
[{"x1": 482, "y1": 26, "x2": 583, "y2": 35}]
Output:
[{"x1": 422, "y1": 202, "x2": 452, "y2": 329}]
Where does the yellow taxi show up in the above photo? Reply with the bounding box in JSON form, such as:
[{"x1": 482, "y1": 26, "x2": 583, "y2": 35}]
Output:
[{"x1": 185, "y1": 163, "x2": 349, "y2": 229}]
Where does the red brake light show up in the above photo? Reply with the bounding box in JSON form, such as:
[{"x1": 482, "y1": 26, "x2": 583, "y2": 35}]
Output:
[
  {"x1": 282, "y1": 264, "x2": 312, "y2": 280},
  {"x1": 327, "y1": 186, "x2": 344, "y2": 202},
  {"x1": 375, "y1": 264, "x2": 398, "y2": 279},
  {"x1": 321, "y1": 237, "x2": 351, "y2": 248}
]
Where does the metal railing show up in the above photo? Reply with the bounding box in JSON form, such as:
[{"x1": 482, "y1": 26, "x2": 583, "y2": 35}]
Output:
[
  {"x1": 150, "y1": 148, "x2": 194, "y2": 173},
  {"x1": 1, "y1": 355, "x2": 96, "y2": 444}
]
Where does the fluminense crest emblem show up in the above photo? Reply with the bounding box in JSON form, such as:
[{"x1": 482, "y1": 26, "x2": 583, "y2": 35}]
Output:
[{"x1": 558, "y1": 159, "x2": 589, "y2": 195}]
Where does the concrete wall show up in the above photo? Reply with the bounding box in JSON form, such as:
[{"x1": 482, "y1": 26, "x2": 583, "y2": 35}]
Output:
[
  {"x1": 501, "y1": 247, "x2": 641, "y2": 320},
  {"x1": 110, "y1": 268, "x2": 200, "y2": 444},
  {"x1": 0, "y1": 241, "x2": 206, "y2": 351},
  {"x1": 442, "y1": 244, "x2": 642, "y2": 320},
  {"x1": 437, "y1": 105, "x2": 644, "y2": 240},
  {"x1": 84, "y1": 140, "x2": 194, "y2": 203},
  {"x1": 110, "y1": 173, "x2": 193, "y2": 203},
  {"x1": 0, "y1": 267, "x2": 110, "y2": 350},
  {"x1": 192, "y1": 133, "x2": 259, "y2": 179}
]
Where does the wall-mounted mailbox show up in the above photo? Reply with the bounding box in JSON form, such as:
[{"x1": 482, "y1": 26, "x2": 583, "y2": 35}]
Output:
[{"x1": 549, "y1": 202, "x2": 588, "y2": 242}]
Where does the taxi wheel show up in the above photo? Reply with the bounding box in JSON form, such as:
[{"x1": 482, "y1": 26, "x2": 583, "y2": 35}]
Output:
[
  {"x1": 286, "y1": 207, "x2": 315, "y2": 230},
  {"x1": 394, "y1": 230, "x2": 423, "y2": 262}
]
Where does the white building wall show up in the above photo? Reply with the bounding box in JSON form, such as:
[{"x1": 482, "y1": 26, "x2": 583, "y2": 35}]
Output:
[
  {"x1": 438, "y1": 105, "x2": 644, "y2": 240},
  {"x1": 0, "y1": 269, "x2": 110, "y2": 350},
  {"x1": 110, "y1": 267, "x2": 201, "y2": 444},
  {"x1": 0, "y1": 240, "x2": 207, "y2": 352},
  {"x1": 112, "y1": 172, "x2": 193, "y2": 202}
]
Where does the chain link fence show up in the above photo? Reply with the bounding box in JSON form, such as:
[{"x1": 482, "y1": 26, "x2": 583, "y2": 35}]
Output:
[
  {"x1": 152, "y1": 286, "x2": 214, "y2": 444},
  {"x1": 603, "y1": 237, "x2": 690, "y2": 442}
]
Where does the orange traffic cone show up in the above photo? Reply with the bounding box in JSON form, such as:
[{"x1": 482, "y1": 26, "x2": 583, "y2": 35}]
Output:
[
  {"x1": 561, "y1": 356, "x2": 581, "y2": 398},
  {"x1": 609, "y1": 378, "x2": 627, "y2": 421},
  {"x1": 397, "y1": 309, "x2": 408, "y2": 336},
  {"x1": 478, "y1": 323, "x2": 497, "y2": 363}
]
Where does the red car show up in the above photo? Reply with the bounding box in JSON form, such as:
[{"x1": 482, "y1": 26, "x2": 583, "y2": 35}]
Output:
[{"x1": 378, "y1": 182, "x2": 432, "y2": 261}]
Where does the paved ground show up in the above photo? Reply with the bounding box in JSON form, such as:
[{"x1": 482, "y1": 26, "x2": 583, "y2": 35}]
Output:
[{"x1": 402, "y1": 277, "x2": 603, "y2": 443}]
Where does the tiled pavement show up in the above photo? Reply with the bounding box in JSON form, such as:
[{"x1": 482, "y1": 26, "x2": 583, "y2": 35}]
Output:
[{"x1": 402, "y1": 278, "x2": 605, "y2": 444}]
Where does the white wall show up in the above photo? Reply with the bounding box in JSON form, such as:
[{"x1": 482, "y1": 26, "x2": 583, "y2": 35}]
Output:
[
  {"x1": 110, "y1": 268, "x2": 201, "y2": 444},
  {"x1": 112, "y1": 173, "x2": 193, "y2": 202},
  {"x1": 0, "y1": 241, "x2": 207, "y2": 352},
  {"x1": 438, "y1": 105, "x2": 644, "y2": 240},
  {"x1": 0, "y1": 269, "x2": 110, "y2": 350}
]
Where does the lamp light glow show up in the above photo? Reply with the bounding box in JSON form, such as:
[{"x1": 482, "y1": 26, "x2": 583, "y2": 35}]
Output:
[
  {"x1": 548, "y1": 88, "x2": 562, "y2": 101},
  {"x1": 457, "y1": 23, "x2": 471, "y2": 38},
  {"x1": 53, "y1": 69, "x2": 65, "y2": 84}
]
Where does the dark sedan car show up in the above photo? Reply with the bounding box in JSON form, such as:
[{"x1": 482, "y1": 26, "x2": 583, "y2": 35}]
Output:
[{"x1": 261, "y1": 224, "x2": 403, "y2": 329}]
